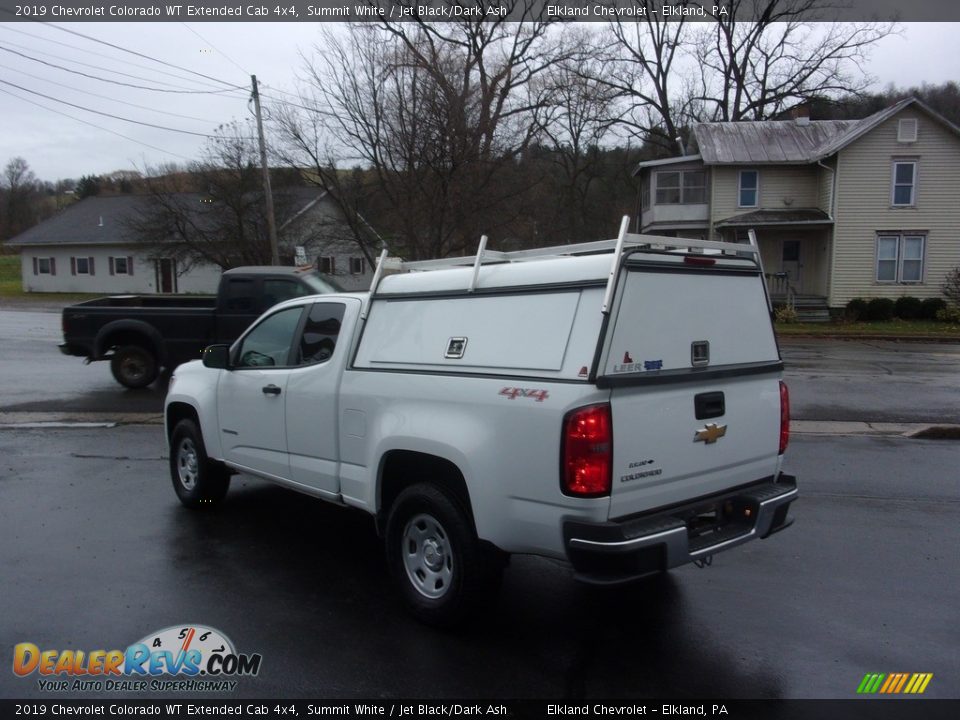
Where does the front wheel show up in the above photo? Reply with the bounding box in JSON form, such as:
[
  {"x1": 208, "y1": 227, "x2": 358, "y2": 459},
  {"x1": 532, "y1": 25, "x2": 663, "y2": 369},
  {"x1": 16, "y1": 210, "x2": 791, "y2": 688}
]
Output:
[
  {"x1": 385, "y1": 483, "x2": 502, "y2": 627},
  {"x1": 169, "y1": 419, "x2": 230, "y2": 508},
  {"x1": 110, "y1": 344, "x2": 159, "y2": 388}
]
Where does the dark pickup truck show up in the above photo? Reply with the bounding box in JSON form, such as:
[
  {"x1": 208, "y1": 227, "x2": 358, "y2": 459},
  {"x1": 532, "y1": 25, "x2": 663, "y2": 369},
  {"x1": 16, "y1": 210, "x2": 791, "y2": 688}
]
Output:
[{"x1": 60, "y1": 266, "x2": 342, "y2": 388}]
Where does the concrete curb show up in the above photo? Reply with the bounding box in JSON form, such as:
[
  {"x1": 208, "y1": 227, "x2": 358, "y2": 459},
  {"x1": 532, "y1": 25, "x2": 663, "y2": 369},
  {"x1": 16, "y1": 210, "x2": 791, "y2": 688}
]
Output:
[
  {"x1": 1, "y1": 413, "x2": 957, "y2": 439},
  {"x1": 778, "y1": 333, "x2": 960, "y2": 343},
  {"x1": 792, "y1": 420, "x2": 960, "y2": 438},
  {"x1": 0, "y1": 412, "x2": 164, "y2": 428}
]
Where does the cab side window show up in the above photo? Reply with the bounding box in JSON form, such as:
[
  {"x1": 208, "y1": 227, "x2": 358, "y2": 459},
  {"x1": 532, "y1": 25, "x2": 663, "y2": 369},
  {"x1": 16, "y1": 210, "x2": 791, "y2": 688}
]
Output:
[
  {"x1": 224, "y1": 277, "x2": 256, "y2": 312},
  {"x1": 296, "y1": 303, "x2": 345, "y2": 365},
  {"x1": 235, "y1": 306, "x2": 304, "y2": 368}
]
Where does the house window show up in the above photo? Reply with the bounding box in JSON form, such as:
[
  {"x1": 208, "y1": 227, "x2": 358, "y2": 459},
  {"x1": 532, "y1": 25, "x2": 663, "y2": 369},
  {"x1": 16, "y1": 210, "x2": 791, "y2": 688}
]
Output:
[
  {"x1": 877, "y1": 234, "x2": 925, "y2": 283},
  {"x1": 349, "y1": 257, "x2": 364, "y2": 275},
  {"x1": 318, "y1": 256, "x2": 336, "y2": 275},
  {"x1": 738, "y1": 170, "x2": 759, "y2": 208},
  {"x1": 683, "y1": 171, "x2": 707, "y2": 204},
  {"x1": 72, "y1": 257, "x2": 95, "y2": 275},
  {"x1": 36, "y1": 257, "x2": 53, "y2": 275},
  {"x1": 892, "y1": 161, "x2": 917, "y2": 206},
  {"x1": 897, "y1": 119, "x2": 918, "y2": 143},
  {"x1": 654, "y1": 170, "x2": 707, "y2": 205},
  {"x1": 109, "y1": 256, "x2": 133, "y2": 275},
  {"x1": 655, "y1": 171, "x2": 681, "y2": 204}
]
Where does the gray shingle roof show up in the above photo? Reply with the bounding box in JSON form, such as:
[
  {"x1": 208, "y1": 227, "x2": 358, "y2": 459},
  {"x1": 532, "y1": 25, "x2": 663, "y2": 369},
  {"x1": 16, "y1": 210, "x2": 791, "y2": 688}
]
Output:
[
  {"x1": 6, "y1": 187, "x2": 326, "y2": 247},
  {"x1": 6, "y1": 195, "x2": 147, "y2": 247},
  {"x1": 694, "y1": 119, "x2": 858, "y2": 164},
  {"x1": 693, "y1": 97, "x2": 960, "y2": 165},
  {"x1": 714, "y1": 208, "x2": 832, "y2": 228}
]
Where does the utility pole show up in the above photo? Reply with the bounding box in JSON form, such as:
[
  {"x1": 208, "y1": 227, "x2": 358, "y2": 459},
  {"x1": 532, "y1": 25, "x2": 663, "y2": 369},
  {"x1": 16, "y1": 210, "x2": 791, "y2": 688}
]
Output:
[{"x1": 251, "y1": 74, "x2": 279, "y2": 265}]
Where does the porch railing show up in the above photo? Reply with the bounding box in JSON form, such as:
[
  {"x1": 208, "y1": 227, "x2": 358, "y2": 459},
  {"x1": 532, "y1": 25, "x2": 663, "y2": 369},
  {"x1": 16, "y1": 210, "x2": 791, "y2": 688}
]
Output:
[{"x1": 766, "y1": 272, "x2": 797, "y2": 309}]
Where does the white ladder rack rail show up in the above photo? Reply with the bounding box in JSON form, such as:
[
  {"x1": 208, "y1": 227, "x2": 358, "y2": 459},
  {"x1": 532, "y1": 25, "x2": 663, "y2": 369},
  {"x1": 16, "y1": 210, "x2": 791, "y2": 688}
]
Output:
[{"x1": 366, "y1": 216, "x2": 766, "y2": 313}]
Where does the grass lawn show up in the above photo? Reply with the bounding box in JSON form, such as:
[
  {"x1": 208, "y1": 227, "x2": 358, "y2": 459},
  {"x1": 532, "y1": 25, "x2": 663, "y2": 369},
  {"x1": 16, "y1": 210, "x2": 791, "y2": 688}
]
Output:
[
  {"x1": 776, "y1": 319, "x2": 960, "y2": 338},
  {"x1": 0, "y1": 255, "x2": 100, "y2": 302}
]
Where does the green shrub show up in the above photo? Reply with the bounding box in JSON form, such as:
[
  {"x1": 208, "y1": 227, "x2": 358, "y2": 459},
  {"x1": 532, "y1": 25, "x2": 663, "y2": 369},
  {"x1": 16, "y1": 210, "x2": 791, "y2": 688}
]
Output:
[
  {"x1": 862, "y1": 298, "x2": 895, "y2": 322},
  {"x1": 775, "y1": 306, "x2": 799, "y2": 324},
  {"x1": 893, "y1": 296, "x2": 923, "y2": 320},
  {"x1": 935, "y1": 306, "x2": 960, "y2": 324},
  {"x1": 943, "y1": 266, "x2": 960, "y2": 306},
  {"x1": 845, "y1": 297, "x2": 868, "y2": 321},
  {"x1": 920, "y1": 297, "x2": 947, "y2": 320}
]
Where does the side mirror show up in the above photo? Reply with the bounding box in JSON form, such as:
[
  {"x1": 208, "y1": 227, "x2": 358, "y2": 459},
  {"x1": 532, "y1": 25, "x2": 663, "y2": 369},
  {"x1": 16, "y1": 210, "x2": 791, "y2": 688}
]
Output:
[{"x1": 202, "y1": 344, "x2": 231, "y2": 369}]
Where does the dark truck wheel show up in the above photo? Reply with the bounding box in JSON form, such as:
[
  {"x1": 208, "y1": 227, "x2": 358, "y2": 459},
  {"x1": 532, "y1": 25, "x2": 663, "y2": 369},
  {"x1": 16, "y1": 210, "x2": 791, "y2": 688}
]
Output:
[
  {"x1": 169, "y1": 419, "x2": 230, "y2": 508},
  {"x1": 385, "y1": 483, "x2": 503, "y2": 628},
  {"x1": 110, "y1": 344, "x2": 159, "y2": 388}
]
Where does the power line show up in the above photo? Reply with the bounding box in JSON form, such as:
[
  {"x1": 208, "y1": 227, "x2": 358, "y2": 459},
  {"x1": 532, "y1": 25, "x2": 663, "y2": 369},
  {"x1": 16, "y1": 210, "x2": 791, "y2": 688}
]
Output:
[
  {"x1": 45, "y1": 23, "x2": 246, "y2": 90},
  {"x1": 0, "y1": 44, "x2": 245, "y2": 95},
  {"x1": 180, "y1": 23, "x2": 250, "y2": 76},
  {"x1": 0, "y1": 62, "x2": 218, "y2": 124},
  {"x1": 0, "y1": 25, "x2": 247, "y2": 93},
  {"x1": 0, "y1": 86, "x2": 194, "y2": 162},
  {"x1": 0, "y1": 78, "x2": 221, "y2": 138}
]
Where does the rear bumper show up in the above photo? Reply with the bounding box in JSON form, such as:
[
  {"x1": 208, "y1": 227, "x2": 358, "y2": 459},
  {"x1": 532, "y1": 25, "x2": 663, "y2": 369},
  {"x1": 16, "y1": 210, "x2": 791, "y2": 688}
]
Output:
[{"x1": 563, "y1": 475, "x2": 798, "y2": 585}]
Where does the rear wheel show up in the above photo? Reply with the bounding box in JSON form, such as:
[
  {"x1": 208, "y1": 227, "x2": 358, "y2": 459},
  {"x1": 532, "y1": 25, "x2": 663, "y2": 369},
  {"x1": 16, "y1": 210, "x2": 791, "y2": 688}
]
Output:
[
  {"x1": 385, "y1": 483, "x2": 503, "y2": 627},
  {"x1": 110, "y1": 344, "x2": 159, "y2": 388},
  {"x1": 169, "y1": 419, "x2": 230, "y2": 508}
]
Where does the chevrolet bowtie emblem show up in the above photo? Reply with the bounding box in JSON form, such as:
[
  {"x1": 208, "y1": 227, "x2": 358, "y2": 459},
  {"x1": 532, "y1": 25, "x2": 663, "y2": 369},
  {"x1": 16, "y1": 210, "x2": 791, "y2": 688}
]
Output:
[{"x1": 694, "y1": 423, "x2": 727, "y2": 444}]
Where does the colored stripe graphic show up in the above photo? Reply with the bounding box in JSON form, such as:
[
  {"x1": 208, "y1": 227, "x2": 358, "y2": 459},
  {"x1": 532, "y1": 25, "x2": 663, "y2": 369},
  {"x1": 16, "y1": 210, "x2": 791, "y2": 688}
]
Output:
[{"x1": 857, "y1": 673, "x2": 933, "y2": 694}]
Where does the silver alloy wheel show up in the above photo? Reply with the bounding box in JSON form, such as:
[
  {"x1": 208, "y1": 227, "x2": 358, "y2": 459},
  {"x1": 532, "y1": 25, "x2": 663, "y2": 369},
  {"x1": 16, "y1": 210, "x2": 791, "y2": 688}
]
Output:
[
  {"x1": 402, "y1": 512, "x2": 454, "y2": 599},
  {"x1": 176, "y1": 437, "x2": 199, "y2": 491}
]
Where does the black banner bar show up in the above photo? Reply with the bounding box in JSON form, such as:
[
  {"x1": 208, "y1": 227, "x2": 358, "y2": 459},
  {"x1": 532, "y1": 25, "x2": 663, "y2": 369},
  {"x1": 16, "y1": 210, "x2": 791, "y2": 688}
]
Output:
[
  {"x1": 2, "y1": 700, "x2": 960, "y2": 720},
  {"x1": 0, "y1": 1, "x2": 958, "y2": 24}
]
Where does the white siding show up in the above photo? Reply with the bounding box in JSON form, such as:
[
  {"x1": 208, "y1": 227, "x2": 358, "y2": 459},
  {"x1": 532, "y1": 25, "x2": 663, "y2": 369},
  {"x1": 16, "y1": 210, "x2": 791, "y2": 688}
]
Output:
[
  {"x1": 21, "y1": 245, "x2": 221, "y2": 294},
  {"x1": 711, "y1": 165, "x2": 821, "y2": 226},
  {"x1": 831, "y1": 109, "x2": 960, "y2": 305}
]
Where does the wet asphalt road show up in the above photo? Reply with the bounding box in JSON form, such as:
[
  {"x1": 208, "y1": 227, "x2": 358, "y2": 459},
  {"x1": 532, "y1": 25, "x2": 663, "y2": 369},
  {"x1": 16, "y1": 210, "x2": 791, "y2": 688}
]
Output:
[
  {"x1": 1, "y1": 306, "x2": 959, "y2": 702},
  {"x1": 2, "y1": 309, "x2": 960, "y2": 422},
  {"x1": 0, "y1": 426, "x2": 958, "y2": 700}
]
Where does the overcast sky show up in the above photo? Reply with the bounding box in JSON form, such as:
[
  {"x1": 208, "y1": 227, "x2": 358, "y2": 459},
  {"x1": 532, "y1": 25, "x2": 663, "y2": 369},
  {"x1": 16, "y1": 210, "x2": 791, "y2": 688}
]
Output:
[{"x1": 0, "y1": 21, "x2": 957, "y2": 183}]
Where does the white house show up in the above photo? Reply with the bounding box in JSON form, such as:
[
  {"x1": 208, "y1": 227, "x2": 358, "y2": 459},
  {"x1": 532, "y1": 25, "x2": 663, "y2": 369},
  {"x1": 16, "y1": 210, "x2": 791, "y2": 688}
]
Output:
[{"x1": 6, "y1": 188, "x2": 374, "y2": 294}]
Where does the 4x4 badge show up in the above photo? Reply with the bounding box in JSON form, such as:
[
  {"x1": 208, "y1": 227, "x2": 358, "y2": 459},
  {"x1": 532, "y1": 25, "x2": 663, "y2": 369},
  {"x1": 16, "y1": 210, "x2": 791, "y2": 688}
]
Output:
[{"x1": 694, "y1": 423, "x2": 727, "y2": 444}]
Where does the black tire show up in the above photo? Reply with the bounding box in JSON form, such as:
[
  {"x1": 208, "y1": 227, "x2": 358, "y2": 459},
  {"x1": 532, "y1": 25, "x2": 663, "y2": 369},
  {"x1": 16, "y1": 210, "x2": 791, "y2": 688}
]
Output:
[
  {"x1": 110, "y1": 345, "x2": 159, "y2": 389},
  {"x1": 169, "y1": 419, "x2": 230, "y2": 508},
  {"x1": 385, "y1": 483, "x2": 503, "y2": 628}
]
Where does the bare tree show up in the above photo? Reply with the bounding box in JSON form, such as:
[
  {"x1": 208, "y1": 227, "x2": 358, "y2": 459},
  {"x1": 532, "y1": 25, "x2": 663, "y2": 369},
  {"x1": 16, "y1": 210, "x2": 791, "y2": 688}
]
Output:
[
  {"x1": 275, "y1": 7, "x2": 568, "y2": 260},
  {"x1": 129, "y1": 122, "x2": 319, "y2": 270},
  {"x1": 535, "y1": 28, "x2": 624, "y2": 242},
  {"x1": 1, "y1": 157, "x2": 43, "y2": 240},
  {"x1": 589, "y1": 1, "x2": 697, "y2": 154},
  {"x1": 596, "y1": 0, "x2": 895, "y2": 153},
  {"x1": 695, "y1": 0, "x2": 896, "y2": 121}
]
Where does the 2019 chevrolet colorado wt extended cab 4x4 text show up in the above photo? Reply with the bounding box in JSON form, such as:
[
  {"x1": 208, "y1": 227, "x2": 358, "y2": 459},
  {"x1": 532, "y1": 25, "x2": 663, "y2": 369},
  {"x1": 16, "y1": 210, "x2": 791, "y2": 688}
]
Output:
[{"x1": 164, "y1": 218, "x2": 798, "y2": 626}]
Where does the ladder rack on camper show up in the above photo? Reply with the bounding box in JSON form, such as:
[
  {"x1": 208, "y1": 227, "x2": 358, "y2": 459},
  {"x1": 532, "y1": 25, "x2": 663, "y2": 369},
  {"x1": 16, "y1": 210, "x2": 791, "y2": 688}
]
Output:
[{"x1": 367, "y1": 216, "x2": 769, "y2": 316}]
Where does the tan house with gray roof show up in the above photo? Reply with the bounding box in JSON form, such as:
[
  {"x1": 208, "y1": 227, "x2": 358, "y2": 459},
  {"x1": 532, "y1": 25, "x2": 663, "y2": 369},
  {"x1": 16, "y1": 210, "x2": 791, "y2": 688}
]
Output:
[{"x1": 634, "y1": 98, "x2": 960, "y2": 317}]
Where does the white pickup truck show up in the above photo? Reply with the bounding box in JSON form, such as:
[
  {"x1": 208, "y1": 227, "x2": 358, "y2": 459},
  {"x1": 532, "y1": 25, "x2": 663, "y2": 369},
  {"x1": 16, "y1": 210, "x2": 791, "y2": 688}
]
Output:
[{"x1": 165, "y1": 218, "x2": 797, "y2": 626}]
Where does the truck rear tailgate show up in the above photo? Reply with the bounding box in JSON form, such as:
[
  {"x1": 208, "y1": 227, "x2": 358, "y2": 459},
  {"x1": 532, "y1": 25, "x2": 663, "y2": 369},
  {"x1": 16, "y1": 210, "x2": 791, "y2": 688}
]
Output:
[{"x1": 599, "y1": 251, "x2": 783, "y2": 519}]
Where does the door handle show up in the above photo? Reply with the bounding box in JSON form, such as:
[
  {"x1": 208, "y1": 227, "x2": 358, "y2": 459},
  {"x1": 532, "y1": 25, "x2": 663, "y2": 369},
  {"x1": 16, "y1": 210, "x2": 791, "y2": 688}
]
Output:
[{"x1": 262, "y1": 384, "x2": 282, "y2": 396}]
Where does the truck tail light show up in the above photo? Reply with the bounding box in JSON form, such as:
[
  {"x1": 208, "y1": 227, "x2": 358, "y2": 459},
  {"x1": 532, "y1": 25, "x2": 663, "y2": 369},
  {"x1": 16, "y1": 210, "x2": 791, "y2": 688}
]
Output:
[
  {"x1": 779, "y1": 381, "x2": 790, "y2": 455},
  {"x1": 561, "y1": 403, "x2": 612, "y2": 497}
]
